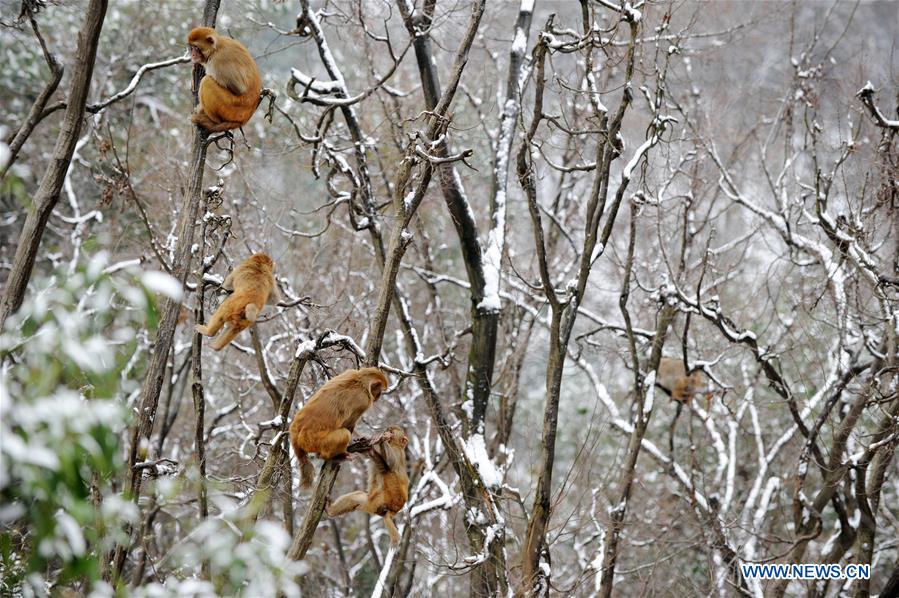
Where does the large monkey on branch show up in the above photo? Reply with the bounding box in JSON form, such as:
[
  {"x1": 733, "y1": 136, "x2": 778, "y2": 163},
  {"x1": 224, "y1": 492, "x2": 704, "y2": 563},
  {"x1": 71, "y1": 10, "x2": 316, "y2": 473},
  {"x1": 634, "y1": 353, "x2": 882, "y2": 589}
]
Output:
[
  {"x1": 289, "y1": 367, "x2": 390, "y2": 488},
  {"x1": 187, "y1": 27, "x2": 262, "y2": 132}
]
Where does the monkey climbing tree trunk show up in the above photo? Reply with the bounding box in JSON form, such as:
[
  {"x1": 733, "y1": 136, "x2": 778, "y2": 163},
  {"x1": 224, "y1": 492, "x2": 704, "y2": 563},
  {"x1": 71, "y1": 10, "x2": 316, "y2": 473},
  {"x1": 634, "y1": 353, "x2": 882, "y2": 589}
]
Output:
[
  {"x1": 110, "y1": 0, "x2": 221, "y2": 580},
  {"x1": 0, "y1": 0, "x2": 107, "y2": 332}
]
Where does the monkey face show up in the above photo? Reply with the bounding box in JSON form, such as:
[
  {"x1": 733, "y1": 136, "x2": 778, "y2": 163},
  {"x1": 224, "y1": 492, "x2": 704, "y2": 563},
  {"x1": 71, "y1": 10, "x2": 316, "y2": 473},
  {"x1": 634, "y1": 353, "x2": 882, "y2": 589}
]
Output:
[
  {"x1": 187, "y1": 27, "x2": 216, "y2": 64},
  {"x1": 190, "y1": 44, "x2": 205, "y2": 64},
  {"x1": 386, "y1": 426, "x2": 408, "y2": 448},
  {"x1": 359, "y1": 368, "x2": 389, "y2": 402}
]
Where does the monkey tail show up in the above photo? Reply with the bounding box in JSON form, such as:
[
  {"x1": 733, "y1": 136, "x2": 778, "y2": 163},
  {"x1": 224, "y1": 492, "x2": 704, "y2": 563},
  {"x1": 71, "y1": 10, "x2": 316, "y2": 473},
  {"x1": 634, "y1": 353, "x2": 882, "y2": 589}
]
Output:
[
  {"x1": 384, "y1": 513, "x2": 401, "y2": 545},
  {"x1": 291, "y1": 433, "x2": 315, "y2": 489}
]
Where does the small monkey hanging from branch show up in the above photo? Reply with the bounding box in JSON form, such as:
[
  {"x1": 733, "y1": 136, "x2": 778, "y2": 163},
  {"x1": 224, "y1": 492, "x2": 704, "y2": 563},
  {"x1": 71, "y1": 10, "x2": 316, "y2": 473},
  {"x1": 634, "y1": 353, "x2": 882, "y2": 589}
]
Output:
[{"x1": 327, "y1": 425, "x2": 410, "y2": 545}]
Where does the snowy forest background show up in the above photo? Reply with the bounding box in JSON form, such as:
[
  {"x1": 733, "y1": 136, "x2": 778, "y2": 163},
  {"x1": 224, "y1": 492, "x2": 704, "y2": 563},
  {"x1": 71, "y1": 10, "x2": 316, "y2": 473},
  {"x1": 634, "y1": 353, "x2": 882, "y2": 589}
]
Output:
[{"x1": 1, "y1": 0, "x2": 898, "y2": 596}]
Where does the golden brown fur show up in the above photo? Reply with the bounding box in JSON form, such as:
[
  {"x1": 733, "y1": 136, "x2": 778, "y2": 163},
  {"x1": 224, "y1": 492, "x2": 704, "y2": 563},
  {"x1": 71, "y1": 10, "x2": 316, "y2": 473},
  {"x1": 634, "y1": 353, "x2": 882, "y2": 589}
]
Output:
[
  {"x1": 187, "y1": 27, "x2": 262, "y2": 132},
  {"x1": 289, "y1": 367, "x2": 390, "y2": 488},
  {"x1": 327, "y1": 425, "x2": 409, "y2": 545},
  {"x1": 657, "y1": 357, "x2": 707, "y2": 403},
  {"x1": 195, "y1": 253, "x2": 279, "y2": 350}
]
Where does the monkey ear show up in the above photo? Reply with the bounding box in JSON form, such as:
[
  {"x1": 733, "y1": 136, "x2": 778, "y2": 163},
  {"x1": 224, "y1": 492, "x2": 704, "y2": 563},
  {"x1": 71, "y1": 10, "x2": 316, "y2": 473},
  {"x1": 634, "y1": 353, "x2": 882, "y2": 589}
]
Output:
[
  {"x1": 368, "y1": 378, "x2": 384, "y2": 400},
  {"x1": 399, "y1": 435, "x2": 408, "y2": 447},
  {"x1": 206, "y1": 35, "x2": 214, "y2": 45}
]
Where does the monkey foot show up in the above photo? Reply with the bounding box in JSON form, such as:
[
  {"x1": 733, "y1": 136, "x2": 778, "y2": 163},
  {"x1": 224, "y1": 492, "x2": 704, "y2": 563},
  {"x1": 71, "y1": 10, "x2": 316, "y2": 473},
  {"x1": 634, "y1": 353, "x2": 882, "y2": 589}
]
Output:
[{"x1": 346, "y1": 437, "x2": 374, "y2": 453}]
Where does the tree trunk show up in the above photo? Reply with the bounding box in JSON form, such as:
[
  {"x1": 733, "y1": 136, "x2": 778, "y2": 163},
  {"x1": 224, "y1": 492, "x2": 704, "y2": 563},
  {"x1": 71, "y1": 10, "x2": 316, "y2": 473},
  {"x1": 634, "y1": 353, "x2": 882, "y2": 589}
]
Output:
[
  {"x1": 0, "y1": 0, "x2": 108, "y2": 331},
  {"x1": 111, "y1": 1, "x2": 220, "y2": 579}
]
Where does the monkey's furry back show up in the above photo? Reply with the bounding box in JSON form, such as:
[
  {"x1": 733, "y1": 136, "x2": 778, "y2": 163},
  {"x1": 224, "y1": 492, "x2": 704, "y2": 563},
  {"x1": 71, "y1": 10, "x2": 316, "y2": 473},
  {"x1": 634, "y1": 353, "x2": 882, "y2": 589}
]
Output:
[
  {"x1": 217, "y1": 255, "x2": 275, "y2": 326},
  {"x1": 298, "y1": 368, "x2": 386, "y2": 425},
  {"x1": 203, "y1": 35, "x2": 257, "y2": 96}
]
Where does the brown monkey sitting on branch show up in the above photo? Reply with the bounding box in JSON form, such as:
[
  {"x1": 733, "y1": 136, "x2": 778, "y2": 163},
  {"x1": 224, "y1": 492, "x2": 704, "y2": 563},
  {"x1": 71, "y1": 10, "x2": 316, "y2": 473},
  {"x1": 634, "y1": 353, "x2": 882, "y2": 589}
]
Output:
[
  {"x1": 187, "y1": 27, "x2": 262, "y2": 132},
  {"x1": 290, "y1": 367, "x2": 390, "y2": 488},
  {"x1": 195, "y1": 253, "x2": 279, "y2": 350},
  {"x1": 327, "y1": 425, "x2": 409, "y2": 545}
]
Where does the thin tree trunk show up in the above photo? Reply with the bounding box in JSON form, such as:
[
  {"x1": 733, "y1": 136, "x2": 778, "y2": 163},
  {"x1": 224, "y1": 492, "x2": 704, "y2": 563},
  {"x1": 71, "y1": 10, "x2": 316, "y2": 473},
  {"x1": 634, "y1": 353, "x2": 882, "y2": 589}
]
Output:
[
  {"x1": 287, "y1": 0, "x2": 487, "y2": 571},
  {"x1": 191, "y1": 283, "x2": 209, "y2": 579},
  {"x1": 111, "y1": 1, "x2": 220, "y2": 579},
  {"x1": 597, "y1": 306, "x2": 675, "y2": 598},
  {"x1": 245, "y1": 342, "x2": 314, "y2": 521},
  {"x1": 518, "y1": 14, "x2": 642, "y2": 591},
  {"x1": 0, "y1": 0, "x2": 107, "y2": 331},
  {"x1": 880, "y1": 560, "x2": 899, "y2": 598}
]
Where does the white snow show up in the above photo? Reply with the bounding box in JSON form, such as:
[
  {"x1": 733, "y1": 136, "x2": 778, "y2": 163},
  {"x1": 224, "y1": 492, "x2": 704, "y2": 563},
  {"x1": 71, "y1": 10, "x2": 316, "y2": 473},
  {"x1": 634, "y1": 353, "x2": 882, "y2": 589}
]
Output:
[
  {"x1": 624, "y1": 3, "x2": 642, "y2": 22},
  {"x1": 290, "y1": 68, "x2": 343, "y2": 95},
  {"x1": 294, "y1": 339, "x2": 316, "y2": 359},
  {"x1": 642, "y1": 371, "x2": 655, "y2": 416},
  {"x1": 258, "y1": 415, "x2": 284, "y2": 428},
  {"x1": 320, "y1": 331, "x2": 366, "y2": 360},
  {"x1": 403, "y1": 190, "x2": 416, "y2": 212},
  {"x1": 141, "y1": 271, "x2": 183, "y2": 301},
  {"x1": 511, "y1": 28, "x2": 527, "y2": 56},
  {"x1": 622, "y1": 135, "x2": 656, "y2": 181},
  {"x1": 477, "y1": 293, "x2": 501, "y2": 313},
  {"x1": 462, "y1": 433, "x2": 502, "y2": 488},
  {"x1": 0, "y1": 137, "x2": 9, "y2": 170},
  {"x1": 461, "y1": 397, "x2": 474, "y2": 420}
]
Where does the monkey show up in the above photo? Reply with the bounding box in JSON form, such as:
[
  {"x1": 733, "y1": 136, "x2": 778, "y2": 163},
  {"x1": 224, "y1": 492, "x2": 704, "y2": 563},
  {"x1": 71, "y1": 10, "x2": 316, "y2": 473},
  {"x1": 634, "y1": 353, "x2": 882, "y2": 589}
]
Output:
[
  {"x1": 655, "y1": 357, "x2": 714, "y2": 456},
  {"x1": 327, "y1": 425, "x2": 409, "y2": 545},
  {"x1": 656, "y1": 357, "x2": 706, "y2": 403},
  {"x1": 194, "y1": 253, "x2": 279, "y2": 350},
  {"x1": 289, "y1": 367, "x2": 390, "y2": 488},
  {"x1": 187, "y1": 27, "x2": 262, "y2": 132}
]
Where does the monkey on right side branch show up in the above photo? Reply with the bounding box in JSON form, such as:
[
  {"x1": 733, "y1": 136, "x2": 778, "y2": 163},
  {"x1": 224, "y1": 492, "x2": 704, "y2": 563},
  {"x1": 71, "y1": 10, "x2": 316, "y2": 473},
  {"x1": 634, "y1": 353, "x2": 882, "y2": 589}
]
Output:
[
  {"x1": 327, "y1": 425, "x2": 410, "y2": 545},
  {"x1": 656, "y1": 357, "x2": 714, "y2": 455}
]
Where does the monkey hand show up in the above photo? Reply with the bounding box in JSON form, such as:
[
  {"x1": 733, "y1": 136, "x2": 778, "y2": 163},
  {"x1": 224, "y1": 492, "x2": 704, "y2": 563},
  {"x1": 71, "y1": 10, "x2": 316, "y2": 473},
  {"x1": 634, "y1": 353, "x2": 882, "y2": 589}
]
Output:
[{"x1": 373, "y1": 429, "x2": 394, "y2": 444}]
